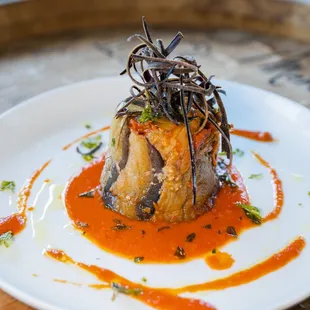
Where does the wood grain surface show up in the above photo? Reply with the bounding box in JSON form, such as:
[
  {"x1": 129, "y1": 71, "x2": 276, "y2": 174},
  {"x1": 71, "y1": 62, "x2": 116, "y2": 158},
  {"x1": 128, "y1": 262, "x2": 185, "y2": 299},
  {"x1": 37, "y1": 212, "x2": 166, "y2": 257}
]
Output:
[{"x1": 1, "y1": 1, "x2": 310, "y2": 309}]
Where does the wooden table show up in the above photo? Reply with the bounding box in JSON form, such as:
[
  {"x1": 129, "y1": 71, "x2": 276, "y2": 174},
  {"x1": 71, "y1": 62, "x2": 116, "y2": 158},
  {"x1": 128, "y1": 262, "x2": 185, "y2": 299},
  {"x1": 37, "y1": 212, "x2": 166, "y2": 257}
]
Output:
[{"x1": 1, "y1": 27, "x2": 310, "y2": 310}]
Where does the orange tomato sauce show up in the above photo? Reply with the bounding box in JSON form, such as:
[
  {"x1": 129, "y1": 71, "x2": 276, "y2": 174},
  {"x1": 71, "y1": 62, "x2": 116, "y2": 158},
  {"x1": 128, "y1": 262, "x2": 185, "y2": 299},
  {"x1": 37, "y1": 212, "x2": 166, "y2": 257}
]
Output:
[
  {"x1": 230, "y1": 128, "x2": 275, "y2": 142},
  {"x1": 252, "y1": 152, "x2": 284, "y2": 222},
  {"x1": 45, "y1": 248, "x2": 216, "y2": 310},
  {"x1": 205, "y1": 251, "x2": 235, "y2": 270},
  {"x1": 65, "y1": 159, "x2": 254, "y2": 263},
  {"x1": 45, "y1": 236, "x2": 305, "y2": 309},
  {"x1": 0, "y1": 160, "x2": 50, "y2": 235}
]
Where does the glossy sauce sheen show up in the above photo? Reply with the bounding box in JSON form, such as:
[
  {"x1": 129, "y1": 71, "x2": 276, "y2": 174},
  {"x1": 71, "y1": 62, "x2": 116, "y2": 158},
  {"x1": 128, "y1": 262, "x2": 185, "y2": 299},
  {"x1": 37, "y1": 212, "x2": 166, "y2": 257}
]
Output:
[
  {"x1": 0, "y1": 161, "x2": 50, "y2": 235},
  {"x1": 231, "y1": 128, "x2": 275, "y2": 142},
  {"x1": 65, "y1": 159, "x2": 254, "y2": 262}
]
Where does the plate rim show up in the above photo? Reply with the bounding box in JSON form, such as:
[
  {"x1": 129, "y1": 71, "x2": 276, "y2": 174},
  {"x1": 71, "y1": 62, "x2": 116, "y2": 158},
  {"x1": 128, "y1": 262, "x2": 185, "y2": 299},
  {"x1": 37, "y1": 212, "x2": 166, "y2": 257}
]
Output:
[{"x1": 1, "y1": 76, "x2": 310, "y2": 310}]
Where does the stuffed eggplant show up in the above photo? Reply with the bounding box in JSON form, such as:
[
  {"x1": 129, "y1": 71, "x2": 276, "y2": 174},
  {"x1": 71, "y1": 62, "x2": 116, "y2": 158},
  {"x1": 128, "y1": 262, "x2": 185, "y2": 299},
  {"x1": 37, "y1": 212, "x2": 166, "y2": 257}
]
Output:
[{"x1": 101, "y1": 17, "x2": 232, "y2": 222}]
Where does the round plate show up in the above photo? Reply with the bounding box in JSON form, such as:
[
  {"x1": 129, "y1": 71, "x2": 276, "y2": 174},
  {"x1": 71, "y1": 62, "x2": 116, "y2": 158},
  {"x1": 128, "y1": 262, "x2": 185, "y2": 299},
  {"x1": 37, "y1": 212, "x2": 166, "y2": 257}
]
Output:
[{"x1": 0, "y1": 77, "x2": 310, "y2": 310}]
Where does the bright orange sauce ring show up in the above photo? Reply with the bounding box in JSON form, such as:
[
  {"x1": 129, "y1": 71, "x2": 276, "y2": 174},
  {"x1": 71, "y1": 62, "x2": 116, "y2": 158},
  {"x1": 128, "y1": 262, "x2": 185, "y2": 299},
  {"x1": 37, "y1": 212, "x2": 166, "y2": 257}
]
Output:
[{"x1": 65, "y1": 158, "x2": 255, "y2": 263}]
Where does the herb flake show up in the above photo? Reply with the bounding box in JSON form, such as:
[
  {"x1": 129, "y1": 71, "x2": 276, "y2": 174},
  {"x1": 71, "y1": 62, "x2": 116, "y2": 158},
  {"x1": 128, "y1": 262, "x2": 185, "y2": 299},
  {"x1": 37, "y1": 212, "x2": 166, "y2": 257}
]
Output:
[
  {"x1": 111, "y1": 282, "x2": 142, "y2": 296},
  {"x1": 134, "y1": 256, "x2": 144, "y2": 263},
  {"x1": 82, "y1": 154, "x2": 94, "y2": 162},
  {"x1": 85, "y1": 123, "x2": 92, "y2": 129},
  {"x1": 0, "y1": 181, "x2": 15, "y2": 192},
  {"x1": 76, "y1": 221, "x2": 89, "y2": 228},
  {"x1": 249, "y1": 173, "x2": 263, "y2": 180},
  {"x1": 141, "y1": 277, "x2": 147, "y2": 282},
  {"x1": 157, "y1": 226, "x2": 170, "y2": 232},
  {"x1": 203, "y1": 224, "x2": 212, "y2": 229},
  {"x1": 237, "y1": 203, "x2": 262, "y2": 224},
  {"x1": 233, "y1": 148, "x2": 244, "y2": 157},
  {"x1": 186, "y1": 232, "x2": 196, "y2": 242},
  {"x1": 0, "y1": 231, "x2": 13, "y2": 247},
  {"x1": 112, "y1": 220, "x2": 131, "y2": 231},
  {"x1": 139, "y1": 104, "x2": 157, "y2": 123},
  {"x1": 226, "y1": 226, "x2": 238, "y2": 238},
  {"x1": 212, "y1": 248, "x2": 216, "y2": 254},
  {"x1": 111, "y1": 137, "x2": 116, "y2": 147},
  {"x1": 174, "y1": 246, "x2": 186, "y2": 259}
]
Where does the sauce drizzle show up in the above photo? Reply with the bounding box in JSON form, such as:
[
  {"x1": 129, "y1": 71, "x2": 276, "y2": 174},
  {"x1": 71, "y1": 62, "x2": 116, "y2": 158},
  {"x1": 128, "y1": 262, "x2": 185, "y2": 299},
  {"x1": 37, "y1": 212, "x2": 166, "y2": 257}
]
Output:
[
  {"x1": 253, "y1": 152, "x2": 284, "y2": 222},
  {"x1": 45, "y1": 236, "x2": 305, "y2": 309},
  {"x1": 0, "y1": 160, "x2": 51, "y2": 235},
  {"x1": 45, "y1": 248, "x2": 215, "y2": 310},
  {"x1": 231, "y1": 128, "x2": 275, "y2": 142},
  {"x1": 62, "y1": 126, "x2": 110, "y2": 150}
]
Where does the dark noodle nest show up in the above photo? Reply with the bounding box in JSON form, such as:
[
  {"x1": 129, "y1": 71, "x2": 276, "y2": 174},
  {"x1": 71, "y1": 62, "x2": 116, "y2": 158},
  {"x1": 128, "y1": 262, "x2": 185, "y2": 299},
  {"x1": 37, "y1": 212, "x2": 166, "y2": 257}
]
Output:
[{"x1": 117, "y1": 16, "x2": 232, "y2": 205}]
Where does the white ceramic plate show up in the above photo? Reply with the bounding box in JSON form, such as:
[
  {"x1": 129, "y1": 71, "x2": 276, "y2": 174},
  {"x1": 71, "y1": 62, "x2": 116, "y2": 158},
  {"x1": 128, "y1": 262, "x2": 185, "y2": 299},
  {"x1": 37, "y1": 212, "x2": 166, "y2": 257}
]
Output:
[{"x1": 1, "y1": 77, "x2": 310, "y2": 310}]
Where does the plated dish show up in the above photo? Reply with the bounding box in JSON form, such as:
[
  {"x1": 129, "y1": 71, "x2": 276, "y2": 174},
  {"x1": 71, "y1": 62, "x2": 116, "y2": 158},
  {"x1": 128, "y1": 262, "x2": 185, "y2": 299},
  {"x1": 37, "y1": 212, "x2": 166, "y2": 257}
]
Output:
[{"x1": 1, "y1": 18, "x2": 310, "y2": 310}]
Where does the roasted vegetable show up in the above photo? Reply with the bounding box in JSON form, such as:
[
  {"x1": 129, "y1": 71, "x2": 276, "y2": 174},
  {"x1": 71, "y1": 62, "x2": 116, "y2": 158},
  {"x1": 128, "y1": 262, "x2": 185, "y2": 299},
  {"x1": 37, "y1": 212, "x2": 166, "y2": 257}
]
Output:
[{"x1": 100, "y1": 17, "x2": 232, "y2": 222}]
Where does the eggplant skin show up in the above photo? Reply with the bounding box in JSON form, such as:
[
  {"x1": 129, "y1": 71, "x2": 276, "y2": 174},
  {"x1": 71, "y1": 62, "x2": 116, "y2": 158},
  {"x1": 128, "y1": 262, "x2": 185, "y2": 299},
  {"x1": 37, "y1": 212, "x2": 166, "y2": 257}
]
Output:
[{"x1": 101, "y1": 116, "x2": 219, "y2": 222}]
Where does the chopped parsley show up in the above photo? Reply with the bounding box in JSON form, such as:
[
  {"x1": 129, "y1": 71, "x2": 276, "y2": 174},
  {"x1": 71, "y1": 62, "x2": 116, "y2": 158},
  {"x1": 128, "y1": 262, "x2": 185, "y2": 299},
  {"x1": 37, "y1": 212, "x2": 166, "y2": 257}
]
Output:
[
  {"x1": 85, "y1": 123, "x2": 92, "y2": 129},
  {"x1": 81, "y1": 135, "x2": 101, "y2": 149},
  {"x1": 111, "y1": 137, "x2": 116, "y2": 147},
  {"x1": 0, "y1": 181, "x2": 16, "y2": 192},
  {"x1": 233, "y1": 148, "x2": 244, "y2": 157},
  {"x1": 82, "y1": 154, "x2": 94, "y2": 162},
  {"x1": 218, "y1": 151, "x2": 227, "y2": 156},
  {"x1": 298, "y1": 203, "x2": 303, "y2": 206},
  {"x1": 237, "y1": 203, "x2": 262, "y2": 224},
  {"x1": 186, "y1": 232, "x2": 196, "y2": 242},
  {"x1": 249, "y1": 173, "x2": 263, "y2": 180},
  {"x1": 111, "y1": 283, "x2": 142, "y2": 296},
  {"x1": 141, "y1": 277, "x2": 147, "y2": 283},
  {"x1": 139, "y1": 104, "x2": 157, "y2": 123},
  {"x1": 0, "y1": 231, "x2": 13, "y2": 247},
  {"x1": 308, "y1": 191, "x2": 310, "y2": 196},
  {"x1": 112, "y1": 220, "x2": 131, "y2": 231},
  {"x1": 226, "y1": 226, "x2": 238, "y2": 238}
]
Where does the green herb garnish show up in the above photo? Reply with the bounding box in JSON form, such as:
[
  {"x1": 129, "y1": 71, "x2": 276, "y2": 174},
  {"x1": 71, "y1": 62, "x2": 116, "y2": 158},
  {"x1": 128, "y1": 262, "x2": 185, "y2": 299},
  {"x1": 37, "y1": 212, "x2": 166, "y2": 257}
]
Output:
[
  {"x1": 233, "y1": 148, "x2": 244, "y2": 157},
  {"x1": 186, "y1": 232, "x2": 196, "y2": 242},
  {"x1": 249, "y1": 173, "x2": 263, "y2": 180},
  {"x1": 139, "y1": 104, "x2": 157, "y2": 123},
  {"x1": 134, "y1": 256, "x2": 144, "y2": 263},
  {"x1": 141, "y1": 277, "x2": 147, "y2": 282},
  {"x1": 112, "y1": 283, "x2": 142, "y2": 296},
  {"x1": 82, "y1": 154, "x2": 94, "y2": 162},
  {"x1": 0, "y1": 231, "x2": 13, "y2": 247},
  {"x1": 308, "y1": 191, "x2": 310, "y2": 196},
  {"x1": 85, "y1": 123, "x2": 92, "y2": 129},
  {"x1": 111, "y1": 137, "x2": 116, "y2": 147},
  {"x1": 81, "y1": 135, "x2": 101, "y2": 149},
  {"x1": 218, "y1": 151, "x2": 227, "y2": 156},
  {"x1": 237, "y1": 203, "x2": 262, "y2": 224},
  {"x1": 0, "y1": 181, "x2": 16, "y2": 192},
  {"x1": 298, "y1": 203, "x2": 303, "y2": 206}
]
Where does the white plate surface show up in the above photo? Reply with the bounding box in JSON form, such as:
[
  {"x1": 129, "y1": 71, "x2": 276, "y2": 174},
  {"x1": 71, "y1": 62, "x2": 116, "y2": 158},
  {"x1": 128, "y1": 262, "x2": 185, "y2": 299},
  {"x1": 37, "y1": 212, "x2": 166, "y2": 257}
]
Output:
[{"x1": 1, "y1": 77, "x2": 310, "y2": 310}]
